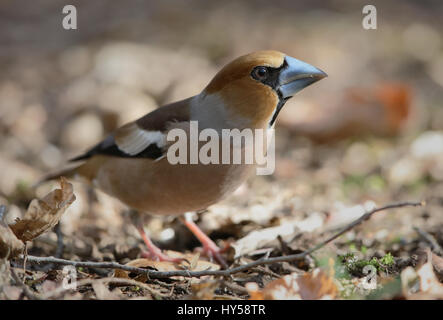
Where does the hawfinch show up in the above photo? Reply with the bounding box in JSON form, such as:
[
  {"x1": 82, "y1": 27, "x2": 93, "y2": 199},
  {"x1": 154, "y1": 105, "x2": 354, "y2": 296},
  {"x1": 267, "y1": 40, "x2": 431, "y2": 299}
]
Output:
[{"x1": 46, "y1": 51, "x2": 326, "y2": 266}]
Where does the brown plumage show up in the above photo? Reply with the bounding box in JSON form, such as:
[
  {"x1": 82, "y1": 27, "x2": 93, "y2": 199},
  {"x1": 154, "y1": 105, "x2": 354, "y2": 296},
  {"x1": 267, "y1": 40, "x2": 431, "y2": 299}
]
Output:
[{"x1": 43, "y1": 51, "x2": 326, "y2": 265}]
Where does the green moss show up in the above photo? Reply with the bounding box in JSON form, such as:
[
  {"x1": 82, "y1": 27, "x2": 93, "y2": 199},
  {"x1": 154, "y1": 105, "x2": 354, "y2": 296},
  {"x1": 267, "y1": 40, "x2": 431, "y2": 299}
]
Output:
[
  {"x1": 360, "y1": 246, "x2": 368, "y2": 254},
  {"x1": 16, "y1": 179, "x2": 30, "y2": 192},
  {"x1": 379, "y1": 253, "x2": 395, "y2": 266},
  {"x1": 342, "y1": 174, "x2": 387, "y2": 196},
  {"x1": 339, "y1": 252, "x2": 396, "y2": 275},
  {"x1": 365, "y1": 175, "x2": 386, "y2": 192},
  {"x1": 342, "y1": 175, "x2": 366, "y2": 194},
  {"x1": 130, "y1": 286, "x2": 140, "y2": 292},
  {"x1": 343, "y1": 174, "x2": 366, "y2": 187}
]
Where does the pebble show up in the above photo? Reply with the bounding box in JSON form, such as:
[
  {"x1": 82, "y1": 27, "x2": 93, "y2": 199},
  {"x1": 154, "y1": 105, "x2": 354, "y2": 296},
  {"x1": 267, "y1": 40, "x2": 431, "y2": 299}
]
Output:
[{"x1": 61, "y1": 113, "x2": 104, "y2": 151}]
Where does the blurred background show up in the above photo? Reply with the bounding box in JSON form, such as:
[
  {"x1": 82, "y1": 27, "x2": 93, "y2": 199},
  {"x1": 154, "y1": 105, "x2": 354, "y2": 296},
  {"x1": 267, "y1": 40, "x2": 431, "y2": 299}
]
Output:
[{"x1": 0, "y1": 0, "x2": 442, "y2": 286}]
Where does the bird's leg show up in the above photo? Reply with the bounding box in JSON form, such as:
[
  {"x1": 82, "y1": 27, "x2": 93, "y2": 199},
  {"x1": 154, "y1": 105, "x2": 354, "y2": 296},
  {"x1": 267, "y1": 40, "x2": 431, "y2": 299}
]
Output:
[
  {"x1": 137, "y1": 227, "x2": 183, "y2": 262},
  {"x1": 180, "y1": 214, "x2": 229, "y2": 268},
  {"x1": 129, "y1": 210, "x2": 182, "y2": 263}
]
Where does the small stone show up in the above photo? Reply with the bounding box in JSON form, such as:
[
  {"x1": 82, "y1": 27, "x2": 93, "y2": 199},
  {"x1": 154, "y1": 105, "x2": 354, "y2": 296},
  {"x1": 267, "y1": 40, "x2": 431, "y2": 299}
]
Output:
[
  {"x1": 61, "y1": 113, "x2": 104, "y2": 151},
  {"x1": 411, "y1": 131, "x2": 443, "y2": 159},
  {"x1": 388, "y1": 156, "x2": 424, "y2": 186}
]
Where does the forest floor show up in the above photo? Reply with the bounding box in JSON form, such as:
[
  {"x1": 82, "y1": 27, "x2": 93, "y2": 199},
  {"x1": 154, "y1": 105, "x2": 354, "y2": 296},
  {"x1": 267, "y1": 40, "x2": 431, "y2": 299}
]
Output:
[{"x1": 1, "y1": 0, "x2": 442, "y2": 300}]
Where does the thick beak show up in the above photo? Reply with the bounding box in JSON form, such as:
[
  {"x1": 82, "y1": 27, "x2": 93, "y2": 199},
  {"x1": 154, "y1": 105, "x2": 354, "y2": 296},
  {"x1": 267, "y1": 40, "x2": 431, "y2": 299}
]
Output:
[{"x1": 279, "y1": 56, "x2": 327, "y2": 99}]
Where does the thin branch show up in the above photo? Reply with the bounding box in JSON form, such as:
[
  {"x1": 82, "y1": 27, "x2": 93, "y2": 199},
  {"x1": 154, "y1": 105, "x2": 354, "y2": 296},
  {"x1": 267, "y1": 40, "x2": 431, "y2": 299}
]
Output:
[
  {"x1": 222, "y1": 280, "x2": 249, "y2": 295},
  {"x1": 18, "y1": 201, "x2": 423, "y2": 279},
  {"x1": 414, "y1": 226, "x2": 443, "y2": 256},
  {"x1": 54, "y1": 222, "x2": 65, "y2": 258},
  {"x1": 9, "y1": 268, "x2": 42, "y2": 300},
  {"x1": 0, "y1": 204, "x2": 6, "y2": 220},
  {"x1": 42, "y1": 276, "x2": 169, "y2": 299}
]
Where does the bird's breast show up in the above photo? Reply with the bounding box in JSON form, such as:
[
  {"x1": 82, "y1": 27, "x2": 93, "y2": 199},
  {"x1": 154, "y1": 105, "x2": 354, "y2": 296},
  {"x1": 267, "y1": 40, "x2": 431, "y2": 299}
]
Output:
[{"x1": 90, "y1": 155, "x2": 255, "y2": 216}]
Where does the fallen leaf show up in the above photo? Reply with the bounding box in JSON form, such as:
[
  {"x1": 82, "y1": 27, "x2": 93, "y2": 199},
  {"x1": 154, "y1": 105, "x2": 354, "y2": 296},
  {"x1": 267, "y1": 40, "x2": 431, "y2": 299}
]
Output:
[
  {"x1": 9, "y1": 177, "x2": 76, "y2": 242},
  {"x1": 114, "y1": 250, "x2": 220, "y2": 282},
  {"x1": 189, "y1": 252, "x2": 201, "y2": 270},
  {"x1": 416, "y1": 250, "x2": 443, "y2": 296},
  {"x1": 40, "y1": 280, "x2": 58, "y2": 294},
  {"x1": 231, "y1": 224, "x2": 296, "y2": 259},
  {"x1": 400, "y1": 266, "x2": 419, "y2": 296},
  {"x1": 2, "y1": 285, "x2": 23, "y2": 300},
  {"x1": 325, "y1": 201, "x2": 377, "y2": 229},
  {"x1": 247, "y1": 268, "x2": 338, "y2": 300},
  {"x1": 431, "y1": 252, "x2": 443, "y2": 278},
  {"x1": 402, "y1": 249, "x2": 443, "y2": 299},
  {"x1": 231, "y1": 213, "x2": 324, "y2": 258},
  {"x1": 0, "y1": 205, "x2": 24, "y2": 259},
  {"x1": 280, "y1": 83, "x2": 412, "y2": 142},
  {"x1": 190, "y1": 280, "x2": 219, "y2": 300},
  {"x1": 92, "y1": 281, "x2": 123, "y2": 300}
]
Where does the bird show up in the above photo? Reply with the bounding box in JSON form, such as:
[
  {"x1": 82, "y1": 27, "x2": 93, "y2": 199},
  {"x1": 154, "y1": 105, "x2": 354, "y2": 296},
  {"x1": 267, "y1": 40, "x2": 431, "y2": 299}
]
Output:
[{"x1": 43, "y1": 50, "x2": 326, "y2": 267}]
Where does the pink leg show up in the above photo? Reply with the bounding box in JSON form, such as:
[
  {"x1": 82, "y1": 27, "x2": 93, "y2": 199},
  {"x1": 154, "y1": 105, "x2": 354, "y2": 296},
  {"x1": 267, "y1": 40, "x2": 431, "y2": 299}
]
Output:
[
  {"x1": 181, "y1": 218, "x2": 228, "y2": 268},
  {"x1": 136, "y1": 225, "x2": 183, "y2": 263}
]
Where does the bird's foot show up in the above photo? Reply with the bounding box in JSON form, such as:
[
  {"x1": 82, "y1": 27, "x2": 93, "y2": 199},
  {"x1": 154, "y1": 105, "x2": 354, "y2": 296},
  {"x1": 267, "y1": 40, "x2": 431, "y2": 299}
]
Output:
[
  {"x1": 134, "y1": 220, "x2": 183, "y2": 263},
  {"x1": 195, "y1": 240, "x2": 230, "y2": 269},
  {"x1": 181, "y1": 216, "x2": 230, "y2": 268}
]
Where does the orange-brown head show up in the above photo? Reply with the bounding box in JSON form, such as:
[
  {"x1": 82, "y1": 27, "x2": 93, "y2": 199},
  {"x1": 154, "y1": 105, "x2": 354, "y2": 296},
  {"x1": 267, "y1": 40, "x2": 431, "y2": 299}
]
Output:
[{"x1": 200, "y1": 50, "x2": 327, "y2": 129}]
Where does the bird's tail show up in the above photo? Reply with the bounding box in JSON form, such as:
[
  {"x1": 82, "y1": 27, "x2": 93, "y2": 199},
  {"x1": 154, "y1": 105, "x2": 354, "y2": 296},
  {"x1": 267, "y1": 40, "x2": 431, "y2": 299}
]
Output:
[{"x1": 33, "y1": 165, "x2": 82, "y2": 188}]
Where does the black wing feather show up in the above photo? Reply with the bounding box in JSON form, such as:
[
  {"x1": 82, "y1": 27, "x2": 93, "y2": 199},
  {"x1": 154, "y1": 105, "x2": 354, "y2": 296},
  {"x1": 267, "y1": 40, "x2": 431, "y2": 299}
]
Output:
[{"x1": 69, "y1": 135, "x2": 163, "y2": 162}]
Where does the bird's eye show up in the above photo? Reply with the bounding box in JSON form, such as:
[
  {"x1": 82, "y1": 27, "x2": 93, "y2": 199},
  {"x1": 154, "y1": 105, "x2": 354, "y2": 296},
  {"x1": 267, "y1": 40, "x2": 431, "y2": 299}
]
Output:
[{"x1": 252, "y1": 66, "x2": 268, "y2": 81}]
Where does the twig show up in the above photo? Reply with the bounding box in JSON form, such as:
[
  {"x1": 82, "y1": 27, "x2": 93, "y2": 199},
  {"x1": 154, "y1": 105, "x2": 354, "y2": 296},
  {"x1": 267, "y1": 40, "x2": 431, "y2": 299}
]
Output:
[
  {"x1": 9, "y1": 268, "x2": 42, "y2": 300},
  {"x1": 22, "y1": 243, "x2": 28, "y2": 273},
  {"x1": 54, "y1": 222, "x2": 65, "y2": 258},
  {"x1": 18, "y1": 201, "x2": 423, "y2": 279},
  {"x1": 213, "y1": 294, "x2": 243, "y2": 300},
  {"x1": 36, "y1": 223, "x2": 66, "y2": 273},
  {"x1": 251, "y1": 266, "x2": 282, "y2": 278},
  {"x1": 42, "y1": 277, "x2": 169, "y2": 299},
  {"x1": 0, "y1": 205, "x2": 6, "y2": 220},
  {"x1": 414, "y1": 226, "x2": 443, "y2": 256},
  {"x1": 222, "y1": 280, "x2": 249, "y2": 295}
]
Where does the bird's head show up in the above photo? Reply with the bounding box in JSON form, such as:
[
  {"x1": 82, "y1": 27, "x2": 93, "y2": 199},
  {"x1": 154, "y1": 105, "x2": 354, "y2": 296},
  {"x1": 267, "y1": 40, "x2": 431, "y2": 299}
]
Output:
[{"x1": 200, "y1": 50, "x2": 327, "y2": 129}]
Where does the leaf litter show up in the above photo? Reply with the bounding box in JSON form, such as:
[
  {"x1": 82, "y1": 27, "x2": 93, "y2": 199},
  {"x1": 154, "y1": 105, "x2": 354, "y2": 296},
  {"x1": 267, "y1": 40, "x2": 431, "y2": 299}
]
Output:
[{"x1": 0, "y1": 1, "x2": 443, "y2": 300}]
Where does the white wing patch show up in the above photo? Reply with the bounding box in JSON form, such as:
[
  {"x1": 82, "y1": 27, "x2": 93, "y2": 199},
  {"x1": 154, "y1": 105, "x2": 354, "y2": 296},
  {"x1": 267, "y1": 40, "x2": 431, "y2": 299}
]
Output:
[{"x1": 114, "y1": 123, "x2": 166, "y2": 156}]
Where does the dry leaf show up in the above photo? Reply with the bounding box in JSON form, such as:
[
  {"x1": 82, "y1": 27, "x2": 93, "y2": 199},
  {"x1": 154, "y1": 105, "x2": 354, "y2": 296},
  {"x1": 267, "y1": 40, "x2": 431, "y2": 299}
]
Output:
[
  {"x1": 9, "y1": 177, "x2": 76, "y2": 242},
  {"x1": 92, "y1": 281, "x2": 123, "y2": 300},
  {"x1": 0, "y1": 225, "x2": 24, "y2": 259},
  {"x1": 231, "y1": 213, "x2": 324, "y2": 258},
  {"x1": 431, "y1": 252, "x2": 443, "y2": 278},
  {"x1": 326, "y1": 201, "x2": 376, "y2": 229},
  {"x1": 247, "y1": 268, "x2": 338, "y2": 300},
  {"x1": 190, "y1": 280, "x2": 219, "y2": 300},
  {"x1": 190, "y1": 252, "x2": 201, "y2": 270},
  {"x1": 281, "y1": 83, "x2": 412, "y2": 142},
  {"x1": 402, "y1": 249, "x2": 443, "y2": 299},
  {"x1": 114, "y1": 250, "x2": 220, "y2": 282},
  {"x1": 0, "y1": 206, "x2": 24, "y2": 259},
  {"x1": 416, "y1": 250, "x2": 443, "y2": 296},
  {"x1": 2, "y1": 285, "x2": 23, "y2": 300},
  {"x1": 400, "y1": 266, "x2": 418, "y2": 296},
  {"x1": 40, "y1": 280, "x2": 58, "y2": 293}
]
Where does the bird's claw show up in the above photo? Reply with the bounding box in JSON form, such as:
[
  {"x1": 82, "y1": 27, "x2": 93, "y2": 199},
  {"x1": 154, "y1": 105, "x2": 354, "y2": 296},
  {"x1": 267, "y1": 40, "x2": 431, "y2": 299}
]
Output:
[{"x1": 196, "y1": 242, "x2": 229, "y2": 269}]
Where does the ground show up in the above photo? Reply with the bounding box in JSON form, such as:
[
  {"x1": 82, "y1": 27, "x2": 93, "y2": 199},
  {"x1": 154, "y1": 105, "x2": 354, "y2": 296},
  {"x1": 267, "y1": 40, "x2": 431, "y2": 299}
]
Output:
[{"x1": 0, "y1": 0, "x2": 442, "y2": 300}]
